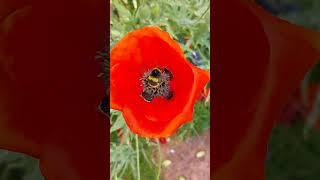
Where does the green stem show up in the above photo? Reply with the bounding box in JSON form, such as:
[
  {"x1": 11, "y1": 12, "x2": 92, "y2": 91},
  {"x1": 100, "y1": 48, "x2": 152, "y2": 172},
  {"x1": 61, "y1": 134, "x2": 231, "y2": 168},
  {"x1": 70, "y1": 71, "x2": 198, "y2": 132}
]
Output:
[
  {"x1": 135, "y1": 134, "x2": 141, "y2": 180},
  {"x1": 156, "y1": 140, "x2": 162, "y2": 180},
  {"x1": 196, "y1": 45, "x2": 209, "y2": 63}
]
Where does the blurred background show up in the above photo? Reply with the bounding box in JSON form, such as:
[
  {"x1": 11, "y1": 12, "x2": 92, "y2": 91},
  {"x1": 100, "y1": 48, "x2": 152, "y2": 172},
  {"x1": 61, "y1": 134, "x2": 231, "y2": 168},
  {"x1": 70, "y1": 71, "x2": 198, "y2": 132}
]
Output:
[
  {"x1": 0, "y1": 150, "x2": 43, "y2": 180},
  {"x1": 0, "y1": 0, "x2": 320, "y2": 180},
  {"x1": 256, "y1": 0, "x2": 320, "y2": 180}
]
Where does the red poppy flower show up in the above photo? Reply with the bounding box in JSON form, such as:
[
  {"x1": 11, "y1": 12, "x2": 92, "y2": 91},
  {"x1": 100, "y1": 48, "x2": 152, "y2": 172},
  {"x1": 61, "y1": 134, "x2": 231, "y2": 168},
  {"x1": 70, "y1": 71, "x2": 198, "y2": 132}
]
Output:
[
  {"x1": 213, "y1": 0, "x2": 320, "y2": 179},
  {"x1": 110, "y1": 26, "x2": 209, "y2": 138},
  {"x1": 0, "y1": 1, "x2": 106, "y2": 180}
]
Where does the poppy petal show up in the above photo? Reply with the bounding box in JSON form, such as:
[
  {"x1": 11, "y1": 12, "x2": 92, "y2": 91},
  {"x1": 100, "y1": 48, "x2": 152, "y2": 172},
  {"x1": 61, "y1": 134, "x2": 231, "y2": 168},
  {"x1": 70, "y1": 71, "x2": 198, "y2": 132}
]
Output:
[
  {"x1": 0, "y1": 2, "x2": 40, "y2": 158},
  {"x1": 213, "y1": 0, "x2": 320, "y2": 179},
  {"x1": 120, "y1": 65, "x2": 209, "y2": 137},
  {"x1": 1, "y1": 1, "x2": 107, "y2": 180}
]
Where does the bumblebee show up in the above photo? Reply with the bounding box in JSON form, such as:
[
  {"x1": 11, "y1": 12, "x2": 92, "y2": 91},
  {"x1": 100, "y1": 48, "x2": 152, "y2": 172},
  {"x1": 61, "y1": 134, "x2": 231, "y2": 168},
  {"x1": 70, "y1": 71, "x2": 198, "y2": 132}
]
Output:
[
  {"x1": 141, "y1": 67, "x2": 173, "y2": 102},
  {"x1": 146, "y1": 68, "x2": 162, "y2": 87}
]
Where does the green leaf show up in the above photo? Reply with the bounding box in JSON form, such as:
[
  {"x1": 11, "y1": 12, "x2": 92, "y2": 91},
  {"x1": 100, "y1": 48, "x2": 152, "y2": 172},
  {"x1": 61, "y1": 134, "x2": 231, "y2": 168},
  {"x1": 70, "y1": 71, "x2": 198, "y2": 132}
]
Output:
[
  {"x1": 136, "y1": 5, "x2": 151, "y2": 19},
  {"x1": 110, "y1": 114, "x2": 126, "y2": 133}
]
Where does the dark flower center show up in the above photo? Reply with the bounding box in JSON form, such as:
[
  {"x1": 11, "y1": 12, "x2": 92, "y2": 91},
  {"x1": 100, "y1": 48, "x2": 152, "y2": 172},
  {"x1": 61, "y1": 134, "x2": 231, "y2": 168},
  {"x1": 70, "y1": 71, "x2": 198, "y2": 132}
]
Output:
[{"x1": 141, "y1": 67, "x2": 173, "y2": 102}]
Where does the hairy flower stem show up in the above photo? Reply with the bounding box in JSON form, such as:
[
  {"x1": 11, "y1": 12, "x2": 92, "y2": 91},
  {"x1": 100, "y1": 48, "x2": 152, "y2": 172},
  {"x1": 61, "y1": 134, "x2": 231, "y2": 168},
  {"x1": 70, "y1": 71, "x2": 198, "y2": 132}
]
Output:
[
  {"x1": 156, "y1": 140, "x2": 162, "y2": 180},
  {"x1": 135, "y1": 134, "x2": 141, "y2": 180}
]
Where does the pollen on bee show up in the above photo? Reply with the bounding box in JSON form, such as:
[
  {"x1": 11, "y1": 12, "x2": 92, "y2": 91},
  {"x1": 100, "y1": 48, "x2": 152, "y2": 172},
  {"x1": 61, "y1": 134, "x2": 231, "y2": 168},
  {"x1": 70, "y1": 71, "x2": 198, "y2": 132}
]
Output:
[
  {"x1": 147, "y1": 76, "x2": 159, "y2": 83},
  {"x1": 141, "y1": 67, "x2": 173, "y2": 102}
]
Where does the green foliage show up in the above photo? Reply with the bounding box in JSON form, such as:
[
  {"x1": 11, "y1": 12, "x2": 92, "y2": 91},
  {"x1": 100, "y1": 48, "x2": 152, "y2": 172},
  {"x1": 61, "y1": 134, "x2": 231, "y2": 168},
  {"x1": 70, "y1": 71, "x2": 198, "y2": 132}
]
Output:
[
  {"x1": 0, "y1": 150, "x2": 44, "y2": 180},
  {"x1": 305, "y1": 62, "x2": 320, "y2": 83},
  {"x1": 111, "y1": 0, "x2": 210, "y2": 69},
  {"x1": 175, "y1": 102, "x2": 210, "y2": 140},
  {"x1": 110, "y1": 137, "x2": 158, "y2": 180},
  {"x1": 266, "y1": 122, "x2": 320, "y2": 180},
  {"x1": 110, "y1": 110, "x2": 157, "y2": 179},
  {"x1": 110, "y1": 101, "x2": 210, "y2": 179},
  {"x1": 279, "y1": 0, "x2": 320, "y2": 31}
]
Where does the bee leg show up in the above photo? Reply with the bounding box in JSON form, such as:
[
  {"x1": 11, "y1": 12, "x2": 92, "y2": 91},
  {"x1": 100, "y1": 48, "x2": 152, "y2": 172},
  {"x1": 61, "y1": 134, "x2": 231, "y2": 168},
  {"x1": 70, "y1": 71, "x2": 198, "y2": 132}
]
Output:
[
  {"x1": 141, "y1": 91, "x2": 154, "y2": 102},
  {"x1": 164, "y1": 91, "x2": 173, "y2": 100},
  {"x1": 163, "y1": 68, "x2": 173, "y2": 80}
]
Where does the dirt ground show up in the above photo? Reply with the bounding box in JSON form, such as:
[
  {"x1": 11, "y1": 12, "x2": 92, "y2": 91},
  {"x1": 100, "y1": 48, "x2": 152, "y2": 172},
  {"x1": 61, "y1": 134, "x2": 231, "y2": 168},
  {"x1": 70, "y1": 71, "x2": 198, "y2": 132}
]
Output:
[{"x1": 159, "y1": 130, "x2": 210, "y2": 180}]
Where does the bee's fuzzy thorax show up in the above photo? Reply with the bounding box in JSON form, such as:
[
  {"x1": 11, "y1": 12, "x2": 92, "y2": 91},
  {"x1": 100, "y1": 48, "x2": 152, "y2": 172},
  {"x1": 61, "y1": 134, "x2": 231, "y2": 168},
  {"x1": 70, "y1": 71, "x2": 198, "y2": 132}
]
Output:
[{"x1": 141, "y1": 67, "x2": 173, "y2": 102}]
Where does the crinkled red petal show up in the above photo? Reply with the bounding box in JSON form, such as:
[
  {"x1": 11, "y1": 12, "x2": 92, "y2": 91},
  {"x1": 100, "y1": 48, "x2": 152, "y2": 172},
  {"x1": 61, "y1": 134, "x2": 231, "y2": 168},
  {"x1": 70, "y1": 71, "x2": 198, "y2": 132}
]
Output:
[{"x1": 111, "y1": 27, "x2": 209, "y2": 137}]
